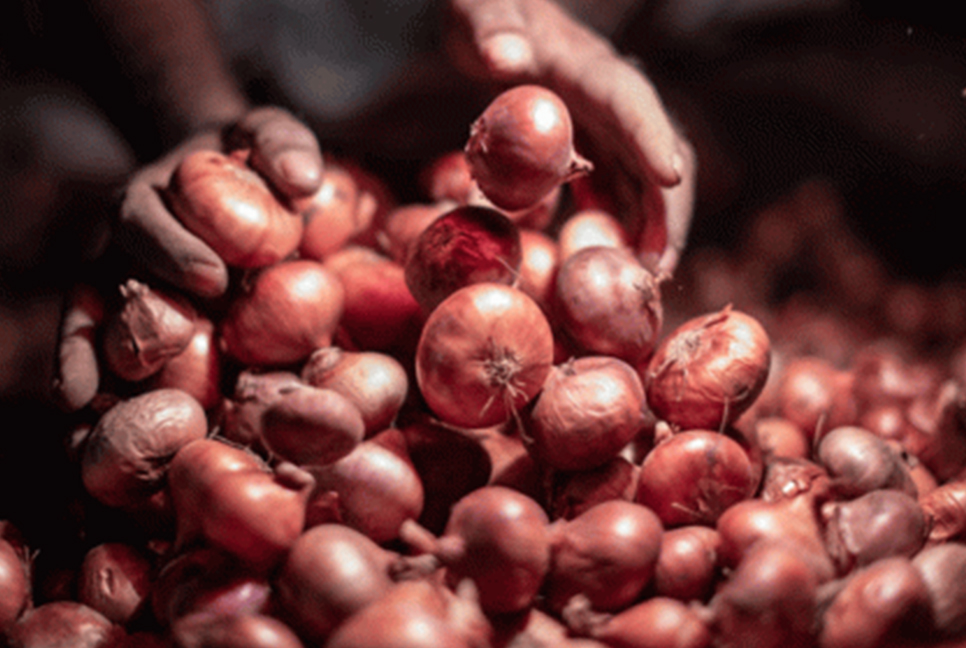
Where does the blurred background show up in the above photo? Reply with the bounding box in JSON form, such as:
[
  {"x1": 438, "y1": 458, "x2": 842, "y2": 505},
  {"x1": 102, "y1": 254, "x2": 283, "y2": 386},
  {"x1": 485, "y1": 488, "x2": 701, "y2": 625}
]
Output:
[{"x1": 2, "y1": 0, "x2": 966, "y2": 404}]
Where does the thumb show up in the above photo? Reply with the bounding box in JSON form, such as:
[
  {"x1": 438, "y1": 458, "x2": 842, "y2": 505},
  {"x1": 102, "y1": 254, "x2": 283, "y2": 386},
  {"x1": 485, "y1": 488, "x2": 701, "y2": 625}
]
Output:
[{"x1": 446, "y1": 0, "x2": 537, "y2": 80}]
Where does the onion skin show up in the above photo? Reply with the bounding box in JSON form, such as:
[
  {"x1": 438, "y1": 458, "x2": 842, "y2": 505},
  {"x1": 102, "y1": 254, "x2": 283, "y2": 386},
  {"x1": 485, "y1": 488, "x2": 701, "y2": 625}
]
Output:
[
  {"x1": 545, "y1": 500, "x2": 664, "y2": 613},
  {"x1": 404, "y1": 204, "x2": 522, "y2": 314},
  {"x1": 166, "y1": 149, "x2": 303, "y2": 268},
  {"x1": 526, "y1": 356, "x2": 649, "y2": 472},
  {"x1": 549, "y1": 456, "x2": 639, "y2": 522},
  {"x1": 912, "y1": 542, "x2": 966, "y2": 637},
  {"x1": 465, "y1": 84, "x2": 592, "y2": 212},
  {"x1": 301, "y1": 347, "x2": 408, "y2": 436},
  {"x1": 569, "y1": 596, "x2": 712, "y2": 648},
  {"x1": 220, "y1": 370, "x2": 303, "y2": 450},
  {"x1": 774, "y1": 356, "x2": 856, "y2": 440},
  {"x1": 273, "y1": 524, "x2": 396, "y2": 644},
  {"x1": 81, "y1": 388, "x2": 208, "y2": 512},
  {"x1": 4, "y1": 601, "x2": 127, "y2": 648},
  {"x1": 102, "y1": 279, "x2": 197, "y2": 383},
  {"x1": 645, "y1": 306, "x2": 771, "y2": 432},
  {"x1": 415, "y1": 283, "x2": 554, "y2": 429},
  {"x1": 219, "y1": 259, "x2": 344, "y2": 367},
  {"x1": 920, "y1": 478, "x2": 966, "y2": 544},
  {"x1": 636, "y1": 430, "x2": 759, "y2": 528},
  {"x1": 296, "y1": 164, "x2": 368, "y2": 261},
  {"x1": 554, "y1": 246, "x2": 663, "y2": 367}
]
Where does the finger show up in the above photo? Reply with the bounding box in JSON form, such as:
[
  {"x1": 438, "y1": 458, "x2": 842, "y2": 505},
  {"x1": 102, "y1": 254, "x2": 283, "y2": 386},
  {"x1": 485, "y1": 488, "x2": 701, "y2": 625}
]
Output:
[
  {"x1": 228, "y1": 107, "x2": 324, "y2": 199},
  {"x1": 117, "y1": 179, "x2": 230, "y2": 298},
  {"x1": 447, "y1": 0, "x2": 537, "y2": 79},
  {"x1": 52, "y1": 285, "x2": 103, "y2": 412},
  {"x1": 638, "y1": 139, "x2": 697, "y2": 277}
]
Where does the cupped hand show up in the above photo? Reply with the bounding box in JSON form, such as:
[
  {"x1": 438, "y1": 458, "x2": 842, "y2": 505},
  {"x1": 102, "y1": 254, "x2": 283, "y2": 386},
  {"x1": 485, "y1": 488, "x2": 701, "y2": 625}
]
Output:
[
  {"x1": 445, "y1": 0, "x2": 696, "y2": 276},
  {"x1": 115, "y1": 106, "x2": 324, "y2": 298}
]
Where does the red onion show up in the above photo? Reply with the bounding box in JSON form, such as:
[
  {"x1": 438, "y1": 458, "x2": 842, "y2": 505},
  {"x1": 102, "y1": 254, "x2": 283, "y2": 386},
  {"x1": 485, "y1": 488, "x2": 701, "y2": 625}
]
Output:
[
  {"x1": 404, "y1": 204, "x2": 522, "y2": 314},
  {"x1": 220, "y1": 370, "x2": 303, "y2": 450},
  {"x1": 465, "y1": 84, "x2": 592, "y2": 211},
  {"x1": 219, "y1": 259, "x2": 344, "y2": 367},
  {"x1": 149, "y1": 316, "x2": 221, "y2": 410},
  {"x1": 652, "y1": 526, "x2": 722, "y2": 602},
  {"x1": 517, "y1": 228, "x2": 559, "y2": 312},
  {"x1": 273, "y1": 524, "x2": 396, "y2": 644},
  {"x1": 295, "y1": 164, "x2": 370, "y2": 261},
  {"x1": 636, "y1": 430, "x2": 759, "y2": 528},
  {"x1": 815, "y1": 425, "x2": 917, "y2": 498},
  {"x1": 4, "y1": 601, "x2": 126, "y2": 648},
  {"x1": 545, "y1": 500, "x2": 663, "y2": 612},
  {"x1": 301, "y1": 347, "x2": 408, "y2": 436},
  {"x1": 565, "y1": 595, "x2": 712, "y2": 648},
  {"x1": 645, "y1": 306, "x2": 771, "y2": 432},
  {"x1": 415, "y1": 283, "x2": 554, "y2": 429},
  {"x1": 102, "y1": 279, "x2": 197, "y2": 383},
  {"x1": 171, "y1": 612, "x2": 305, "y2": 648},
  {"x1": 554, "y1": 246, "x2": 662, "y2": 367},
  {"x1": 548, "y1": 456, "x2": 639, "y2": 522},
  {"x1": 81, "y1": 388, "x2": 207, "y2": 512},
  {"x1": 526, "y1": 356, "x2": 649, "y2": 471},
  {"x1": 77, "y1": 543, "x2": 152, "y2": 625},
  {"x1": 0, "y1": 538, "x2": 28, "y2": 634},
  {"x1": 912, "y1": 542, "x2": 966, "y2": 637},
  {"x1": 556, "y1": 209, "x2": 629, "y2": 262}
]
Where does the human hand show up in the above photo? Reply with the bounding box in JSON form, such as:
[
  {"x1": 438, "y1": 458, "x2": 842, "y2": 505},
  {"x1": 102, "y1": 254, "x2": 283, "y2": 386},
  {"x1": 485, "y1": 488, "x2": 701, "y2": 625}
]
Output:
[
  {"x1": 444, "y1": 0, "x2": 695, "y2": 276},
  {"x1": 115, "y1": 106, "x2": 324, "y2": 298}
]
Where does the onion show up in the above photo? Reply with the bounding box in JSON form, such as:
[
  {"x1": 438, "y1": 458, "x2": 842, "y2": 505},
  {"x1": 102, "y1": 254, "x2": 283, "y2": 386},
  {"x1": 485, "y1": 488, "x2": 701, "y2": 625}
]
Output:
[
  {"x1": 301, "y1": 347, "x2": 408, "y2": 436},
  {"x1": 419, "y1": 150, "x2": 476, "y2": 205},
  {"x1": 478, "y1": 425, "x2": 544, "y2": 501},
  {"x1": 149, "y1": 317, "x2": 221, "y2": 410},
  {"x1": 565, "y1": 595, "x2": 712, "y2": 648},
  {"x1": 517, "y1": 229, "x2": 559, "y2": 312},
  {"x1": 645, "y1": 306, "x2": 770, "y2": 432},
  {"x1": 912, "y1": 542, "x2": 966, "y2": 637},
  {"x1": 101, "y1": 279, "x2": 197, "y2": 383},
  {"x1": 556, "y1": 209, "x2": 629, "y2": 262},
  {"x1": 465, "y1": 84, "x2": 592, "y2": 211},
  {"x1": 636, "y1": 430, "x2": 759, "y2": 528},
  {"x1": 815, "y1": 425, "x2": 917, "y2": 498},
  {"x1": 774, "y1": 356, "x2": 856, "y2": 439},
  {"x1": 220, "y1": 370, "x2": 303, "y2": 450},
  {"x1": 219, "y1": 259, "x2": 344, "y2": 366},
  {"x1": 820, "y1": 489, "x2": 927, "y2": 575},
  {"x1": 652, "y1": 526, "x2": 722, "y2": 602},
  {"x1": 753, "y1": 416, "x2": 810, "y2": 460},
  {"x1": 404, "y1": 204, "x2": 521, "y2": 314},
  {"x1": 415, "y1": 283, "x2": 554, "y2": 429},
  {"x1": 4, "y1": 601, "x2": 126, "y2": 648},
  {"x1": 400, "y1": 485, "x2": 551, "y2": 614},
  {"x1": 171, "y1": 613, "x2": 305, "y2": 648},
  {"x1": 324, "y1": 578, "x2": 492, "y2": 648},
  {"x1": 77, "y1": 543, "x2": 152, "y2": 625},
  {"x1": 525, "y1": 356, "x2": 649, "y2": 471},
  {"x1": 296, "y1": 164, "x2": 370, "y2": 261},
  {"x1": 920, "y1": 478, "x2": 966, "y2": 544},
  {"x1": 273, "y1": 524, "x2": 396, "y2": 644},
  {"x1": 81, "y1": 388, "x2": 207, "y2": 512},
  {"x1": 554, "y1": 246, "x2": 662, "y2": 367},
  {"x1": 259, "y1": 384, "x2": 365, "y2": 466},
  {"x1": 166, "y1": 149, "x2": 303, "y2": 268},
  {"x1": 322, "y1": 248, "x2": 423, "y2": 352},
  {"x1": 305, "y1": 434, "x2": 424, "y2": 543},
  {"x1": 545, "y1": 500, "x2": 663, "y2": 612},
  {"x1": 151, "y1": 547, "x2": 272, "y2": 628},
  {"x1": 706, "y1": 541, "x2": 818, "y2": 648},
  {"x1": 817, "y1": 557, "x2": 930, "y2": 648},
  {"x1": 167, "y1": 439, "x2": 314, "y2": 572},
  {"x1": 0, "y1": 538, "x2": 28, "y2": 634},
  {"x1": 548, "y1": 456, "x2": 639, "y2": 522},
  {"x1": 378, "y1": 202, "x2": 454, "y2": 264}
]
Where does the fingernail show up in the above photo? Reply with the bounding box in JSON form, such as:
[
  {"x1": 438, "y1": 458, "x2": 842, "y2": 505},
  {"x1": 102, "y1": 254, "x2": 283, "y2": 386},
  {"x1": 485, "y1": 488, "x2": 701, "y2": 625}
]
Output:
[
  {"x1": 669, "y1": 150, "x2": 685, "y2": 187},
  {"x1": 482, "y1": 33, "x2": 534, "y2": 78},
  {"x1": 279, "y1": 151, "x2": 323, "y2": 194}
]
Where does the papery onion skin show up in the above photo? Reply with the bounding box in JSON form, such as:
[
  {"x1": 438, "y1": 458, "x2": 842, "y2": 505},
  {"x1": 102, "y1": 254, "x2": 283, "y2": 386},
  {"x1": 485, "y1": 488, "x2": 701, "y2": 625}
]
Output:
[
  {"x1": 555, "y1": 246, "x2": 663, "y2": 367},
  {"x1": 526, "y1": 356, "x2": 649, "y2": 471},
  {"x1": 415, "y1": 283, "x2": 554, "y2": 429},
  {"x1": 645, "y1": 306, "x2": 770, "y2": 432},
  {"x1": 465, "y1": 84, "x2": 592, "y2": 212},
  {"x1": 219, "y1": 259, "x2": 344, "y2": 367},
  {"x1": 167, "y1": 149, "x2": 303, "y2": 269}
]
